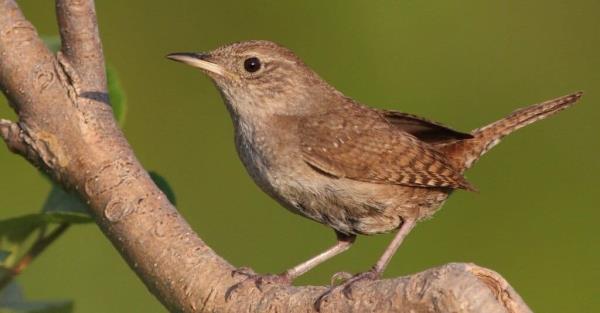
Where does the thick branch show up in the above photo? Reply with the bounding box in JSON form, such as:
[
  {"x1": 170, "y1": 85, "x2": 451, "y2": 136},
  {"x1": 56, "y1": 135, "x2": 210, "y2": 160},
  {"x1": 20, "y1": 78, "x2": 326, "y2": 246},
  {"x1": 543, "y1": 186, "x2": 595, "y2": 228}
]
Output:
[
  {"x1": 0, "y1": 0, "x2": 55, "y2": 115},
  {"x1": 0, "y1": 1, "x2": 533, "y2": 312}
]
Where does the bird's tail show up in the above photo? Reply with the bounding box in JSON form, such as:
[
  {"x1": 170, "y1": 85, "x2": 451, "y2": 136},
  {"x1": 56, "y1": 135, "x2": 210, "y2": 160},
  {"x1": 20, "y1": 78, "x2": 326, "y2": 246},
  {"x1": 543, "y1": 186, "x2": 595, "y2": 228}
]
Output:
[{"x1": 441, "y1": 92, "x2": 583, "y2": 172}]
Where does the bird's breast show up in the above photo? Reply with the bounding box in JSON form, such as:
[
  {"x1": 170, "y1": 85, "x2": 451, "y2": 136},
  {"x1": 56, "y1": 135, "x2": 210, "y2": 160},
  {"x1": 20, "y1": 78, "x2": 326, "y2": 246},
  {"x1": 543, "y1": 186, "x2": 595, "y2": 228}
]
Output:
[{"x1": 233, "y1": 118, "x2": 304, "y2": 207}]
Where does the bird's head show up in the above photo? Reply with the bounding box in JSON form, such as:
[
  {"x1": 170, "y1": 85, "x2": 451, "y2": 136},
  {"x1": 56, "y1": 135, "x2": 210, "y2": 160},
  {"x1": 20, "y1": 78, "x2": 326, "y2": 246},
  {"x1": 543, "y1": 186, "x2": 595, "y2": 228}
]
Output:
[{"x1": 167, "y1": 40, "x2": 339, "y2": 118}]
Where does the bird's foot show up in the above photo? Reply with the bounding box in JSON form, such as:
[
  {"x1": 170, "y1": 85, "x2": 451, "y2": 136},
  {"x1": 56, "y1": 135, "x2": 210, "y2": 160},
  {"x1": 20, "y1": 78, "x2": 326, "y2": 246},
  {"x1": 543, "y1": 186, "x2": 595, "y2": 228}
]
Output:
[
  {"x1": 225, "y1": 267, "x2": 291, "y2": 301},
  {"x1": 314, "y1": 269, "x2": 380, "y2": 311}
]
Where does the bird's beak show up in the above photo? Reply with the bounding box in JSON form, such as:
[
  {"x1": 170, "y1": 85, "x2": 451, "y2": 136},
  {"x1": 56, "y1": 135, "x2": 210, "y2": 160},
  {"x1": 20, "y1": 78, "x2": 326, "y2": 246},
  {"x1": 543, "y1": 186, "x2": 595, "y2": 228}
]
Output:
[{"x1": 166, "y1": 52, "x2": 227, "y2": 77}]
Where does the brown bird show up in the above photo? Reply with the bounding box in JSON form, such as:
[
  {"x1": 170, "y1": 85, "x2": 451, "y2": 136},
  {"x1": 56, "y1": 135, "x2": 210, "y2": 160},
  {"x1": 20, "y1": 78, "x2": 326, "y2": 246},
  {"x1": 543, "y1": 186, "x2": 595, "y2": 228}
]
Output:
[{"x1": 167, "y1": 40, "x2": 581, "y2": 306}]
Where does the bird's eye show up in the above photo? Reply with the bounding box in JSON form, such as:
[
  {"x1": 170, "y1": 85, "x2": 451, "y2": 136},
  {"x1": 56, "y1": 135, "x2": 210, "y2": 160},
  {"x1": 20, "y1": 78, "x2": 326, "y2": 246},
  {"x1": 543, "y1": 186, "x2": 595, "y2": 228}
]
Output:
[{"x1": 243, "y1": 57, "x2": 261, "y2": 73}]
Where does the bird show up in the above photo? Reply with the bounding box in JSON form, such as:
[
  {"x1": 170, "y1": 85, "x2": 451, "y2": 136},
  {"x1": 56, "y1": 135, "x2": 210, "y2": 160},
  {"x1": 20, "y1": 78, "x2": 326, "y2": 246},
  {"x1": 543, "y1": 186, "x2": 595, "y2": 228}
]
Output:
[{"x1": 167, "y1": 40, "x2": 581, "y2": 307}]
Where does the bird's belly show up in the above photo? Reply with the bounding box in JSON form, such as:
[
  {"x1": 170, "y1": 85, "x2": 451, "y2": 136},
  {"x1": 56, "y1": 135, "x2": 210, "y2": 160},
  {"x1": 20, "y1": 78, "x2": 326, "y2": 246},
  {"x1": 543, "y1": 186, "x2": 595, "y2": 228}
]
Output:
[{"x1": 286, "y1": 177, "x2": 451, "y2": 235}]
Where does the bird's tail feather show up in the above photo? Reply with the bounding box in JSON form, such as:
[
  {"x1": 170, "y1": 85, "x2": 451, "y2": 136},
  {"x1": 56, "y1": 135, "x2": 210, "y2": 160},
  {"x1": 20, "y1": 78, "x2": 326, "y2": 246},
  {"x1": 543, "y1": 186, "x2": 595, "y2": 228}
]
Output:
[{"x1": 441, "y1": 92, "x2": 583, "y2": 171}]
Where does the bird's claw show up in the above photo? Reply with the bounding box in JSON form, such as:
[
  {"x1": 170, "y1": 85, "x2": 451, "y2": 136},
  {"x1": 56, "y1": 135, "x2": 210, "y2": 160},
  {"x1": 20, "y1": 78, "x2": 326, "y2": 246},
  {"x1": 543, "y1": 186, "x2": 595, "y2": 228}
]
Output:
[
  {"x1": 314, "y1": 270, "x2": 379, "y2": 312},
  {"x1": 330, "y1": 271, "x2": 353, "y2": 286},
  {"x1": 225, "y1": 267, "x2": 291, "y2": 301},
  {"x1": 340, "y1": 270, "x2": 378, "y2": 298},
  {"x1": 230, "y1": 266, "x2": 256, "y2": 278}
]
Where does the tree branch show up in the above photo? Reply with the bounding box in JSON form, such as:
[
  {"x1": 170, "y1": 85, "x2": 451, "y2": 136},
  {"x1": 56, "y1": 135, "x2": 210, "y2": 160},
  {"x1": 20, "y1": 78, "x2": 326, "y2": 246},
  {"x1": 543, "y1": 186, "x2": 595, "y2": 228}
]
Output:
[
  {"x1": 0, "y1": 0, "x2": 533, "y2": 312},
  {"x1": 56, "y1": 0, "x2": 107, "y2": 101}
]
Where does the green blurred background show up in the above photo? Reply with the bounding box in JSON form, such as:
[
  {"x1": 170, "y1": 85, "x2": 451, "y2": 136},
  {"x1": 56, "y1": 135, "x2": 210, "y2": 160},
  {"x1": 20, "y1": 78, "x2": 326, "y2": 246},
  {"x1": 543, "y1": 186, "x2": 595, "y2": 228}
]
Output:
[{"x1": 1, "y1": 0, "x2": 599, "y2": 312}]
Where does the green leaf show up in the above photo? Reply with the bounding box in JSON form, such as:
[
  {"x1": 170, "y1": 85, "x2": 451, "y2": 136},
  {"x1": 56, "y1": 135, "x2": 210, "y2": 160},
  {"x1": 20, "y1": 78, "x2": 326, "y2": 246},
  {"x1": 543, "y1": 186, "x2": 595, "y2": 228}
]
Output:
[
  {"x1": 0, "y1": 212, "x2": 86, "y2": 267},
  {"x1": 41, "y1": 184, "x2": 92, "y2": 222},
  {"x1": 0, "y1": 215, "x2": 45, "y2": 264},
  {"x1": 149, "y1": 171, "x2": 177, "y2": 206},
  {"x1": 0, "y1": 251, "x2": 9, "y2": 264},
  {"x1": 41, "y1": 36, "x2": 60, "y2": 53},
  {"x1": 107, "y1": 65, "x2": 127, "y2": 126},
  {"x1": 41, "y1": 212, "x2": 92, "y2": 225},
  {"x1": 0, "y1": 282, "x2": 73, "y2": 313}
]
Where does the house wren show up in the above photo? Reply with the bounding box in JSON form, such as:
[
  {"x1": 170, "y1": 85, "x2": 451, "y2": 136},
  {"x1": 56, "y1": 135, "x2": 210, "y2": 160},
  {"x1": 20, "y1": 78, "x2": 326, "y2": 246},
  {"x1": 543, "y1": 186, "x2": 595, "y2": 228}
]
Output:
[{"x1": 167, "y1": 40, "x2": 581, "y2": 305}]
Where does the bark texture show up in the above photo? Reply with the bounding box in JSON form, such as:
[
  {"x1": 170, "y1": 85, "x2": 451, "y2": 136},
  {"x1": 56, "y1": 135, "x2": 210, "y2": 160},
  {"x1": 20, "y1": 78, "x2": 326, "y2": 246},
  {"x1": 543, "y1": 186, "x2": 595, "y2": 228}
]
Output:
[{"x1": 0, "y1": 1, "x2": 533, "y2": 312}]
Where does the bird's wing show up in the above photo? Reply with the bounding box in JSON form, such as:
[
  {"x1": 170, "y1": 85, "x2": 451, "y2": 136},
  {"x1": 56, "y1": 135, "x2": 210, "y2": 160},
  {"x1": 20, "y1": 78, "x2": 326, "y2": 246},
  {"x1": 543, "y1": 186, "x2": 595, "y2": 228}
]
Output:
[
  {"x1": 299, "y1": 108, "x2": 475, "y2": 190},
  {"x1": 375, "y1": 109, "x2": 473, "y2": 144}
]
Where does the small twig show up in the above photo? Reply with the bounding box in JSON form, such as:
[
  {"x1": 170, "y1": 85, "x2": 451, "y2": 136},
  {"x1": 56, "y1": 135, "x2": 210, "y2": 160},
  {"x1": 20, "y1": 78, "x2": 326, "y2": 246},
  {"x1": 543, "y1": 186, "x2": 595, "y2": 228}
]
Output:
[{"x1": 0, "y1": 223, "x2": 70, "y2": 290}]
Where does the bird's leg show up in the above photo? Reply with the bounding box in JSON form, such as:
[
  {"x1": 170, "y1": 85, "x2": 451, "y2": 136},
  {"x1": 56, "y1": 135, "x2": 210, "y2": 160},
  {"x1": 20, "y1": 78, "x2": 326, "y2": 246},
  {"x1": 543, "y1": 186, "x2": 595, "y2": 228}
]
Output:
[
  {"x1": 225, "y1": 231, "x2": 356, "y2": 301},
  {"x1": 371, "y1": 217, "x2": 417, "y2": 275},
  {"x1": 284, "y1": 231, "x2": 356, "y2": 279},
  {"x1": 314, "y1": 218, "x2": 417, "y2": 311}
]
